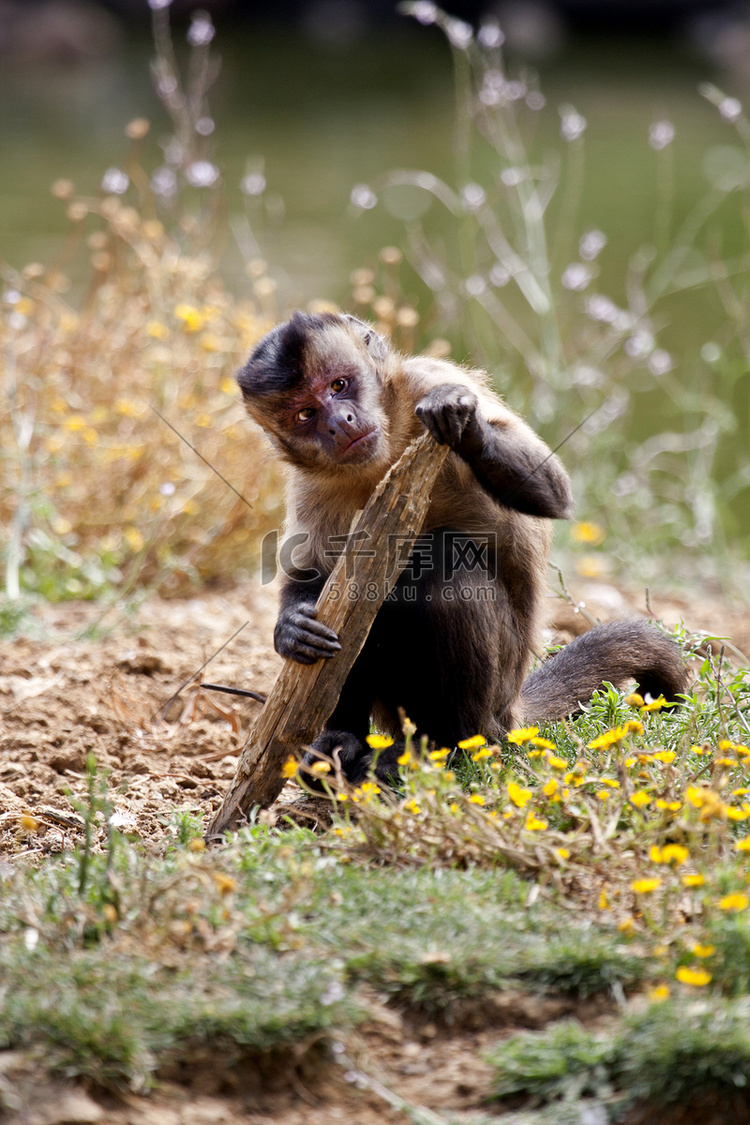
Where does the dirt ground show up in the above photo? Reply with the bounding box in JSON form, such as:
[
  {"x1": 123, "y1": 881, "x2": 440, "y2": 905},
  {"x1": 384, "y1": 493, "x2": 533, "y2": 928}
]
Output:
[{"x1": 2, "y1": 576, "x2": 750, "y2": 1123}]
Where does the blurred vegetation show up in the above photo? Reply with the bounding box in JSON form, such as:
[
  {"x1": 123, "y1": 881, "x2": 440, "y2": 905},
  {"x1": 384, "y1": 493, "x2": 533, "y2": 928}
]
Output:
[{"x1": 1, "y1": 7, "x2": 283, "y2": 607}]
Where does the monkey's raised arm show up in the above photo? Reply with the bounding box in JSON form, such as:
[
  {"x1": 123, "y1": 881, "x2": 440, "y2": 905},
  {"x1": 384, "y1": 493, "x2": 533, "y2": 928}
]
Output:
[{"x1": 411, "y1": 375, "x2": 573, "y2": 520}]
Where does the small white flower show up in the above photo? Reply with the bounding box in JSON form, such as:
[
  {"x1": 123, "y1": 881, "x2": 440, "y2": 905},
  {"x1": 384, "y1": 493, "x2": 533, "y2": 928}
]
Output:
[
  {"x1": 500, "y1": 166, "x2": 525, "y2": 186},
  {"x1": 410, "y1": 1, "x2": 437, "y2": 25},
  {"x1": 350, "y1": 184, "x2": 377, "y2": 210},
  {"x1": 185, "y1": 160, "x2": 220, "y2": 188},
  {"x1": 3, "y1": 289, "x2": 21, "y2": 305},
  {"x1": 187, "y1": 14, "x2": 215, "y2": 47},
  {"x1": 561, "y1": 263, "x2": 591, "y2": 291},
  {"x1": 489, "y1": 262, "x2": 510, "y2": 287},
  {"x1": 720, "y1": 97, "x2": 742, "y2": 122},
  {"x1": 241, "y1": 173, "x2": 266, "y2": 196},
  {"x1": 445, "y1": 17, "x2": 472, "y2": 49},
  {"x1": 648, "y1": 349, "x2": 672, "y2": 375},
  {"x1": 461, "y1": 182, "x2": 486, "y2": 211},
  {"x1": 196, "y1": 116, "x2": 215, "y2": 136},
  {"x1": 24, "y1": 928, "x2": 39, "y2": 951},
  {"x1": 465, "y1": 274, "x2": 487, "y2": 296},
  {"x1": 560, "y1": 106, "x2": 586, "y2": 142},
  {"x1": 101, "y1": 167, "x2": 129, "y2": 195},
  {"x1": 151, "y1": 166, "x2": 177, "y2": 196},
  {"x1": 157, "y1": 75, "x2": 178, "y2": 98},
  {"x1": 585, "y1": 294, "x2": 619, "y2": 324},
  {"x1": 624, "y1": 330, "x2": 655, "y2": 358},
  {"x1": 649, "y1": 120, "x2": 675, "y2": 151},
  {"x1": 701, "y1": 341, "x2": 721, "y2": 363},
  {"x1": 478, "y1": 20, "x2": 504, "y2": 49},
  {"x1": 579, "y1": 229, "x2": 607, "y2": 261},
  {"x1": 159, "y1": 482, "x2": 176, "y2": 496},
  {"x1": 526, "y1": 91, "x2": 546, "y2": 111}
]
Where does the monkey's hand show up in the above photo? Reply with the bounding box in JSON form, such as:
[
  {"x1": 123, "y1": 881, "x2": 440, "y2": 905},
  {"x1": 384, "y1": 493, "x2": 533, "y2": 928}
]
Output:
[
  {"x1": 415, "y1": 383, "x2": 481, "y2": 452},
  {"x1": 274, "y1": 604, "x2": 341, "y2": 664}
]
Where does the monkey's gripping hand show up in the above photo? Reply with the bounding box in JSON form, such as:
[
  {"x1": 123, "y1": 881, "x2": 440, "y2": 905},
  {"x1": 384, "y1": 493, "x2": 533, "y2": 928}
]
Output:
[
  {"x1": 274, "y1": 601, "x2": 342, "y2": 664},
  {"x1": 416, "y1": 382, "x2": 573, "y2": 519},
  {"x1": 415, "y1": 384, "x2": 481, "y2": 452}
]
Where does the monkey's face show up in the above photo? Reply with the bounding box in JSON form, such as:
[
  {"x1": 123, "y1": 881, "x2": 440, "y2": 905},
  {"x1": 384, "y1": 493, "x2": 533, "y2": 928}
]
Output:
[{"x1": 238, "y1": 313, "x2": 390, "y2": 473}]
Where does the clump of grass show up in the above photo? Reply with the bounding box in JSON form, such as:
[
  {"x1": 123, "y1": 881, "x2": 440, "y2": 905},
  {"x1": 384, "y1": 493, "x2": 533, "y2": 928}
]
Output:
[
  {"x1": 488, "y1": 998, "x2": 750, "y2": 1116},
  {"x1": 1, "y1": 6, "x2": 282, "y2": 607},
  {"x1": 289, "y1": 640, "x2": 750, "y2": 1002}
]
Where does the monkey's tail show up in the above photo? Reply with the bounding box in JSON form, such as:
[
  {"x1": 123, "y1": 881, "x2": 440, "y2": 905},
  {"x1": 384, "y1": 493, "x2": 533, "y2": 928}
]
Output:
[{"x1": 518, "y1": 620, "x2": 688, "y2": 722}]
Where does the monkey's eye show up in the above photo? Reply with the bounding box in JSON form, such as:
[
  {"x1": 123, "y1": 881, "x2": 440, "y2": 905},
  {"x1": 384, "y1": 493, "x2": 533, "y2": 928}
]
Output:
[
  {"x1": 296, "y1": 407, "x2": 316, "y2": 423},
  {"x1": 330, "y1": 378, "x2": 347, "y2": 394}
]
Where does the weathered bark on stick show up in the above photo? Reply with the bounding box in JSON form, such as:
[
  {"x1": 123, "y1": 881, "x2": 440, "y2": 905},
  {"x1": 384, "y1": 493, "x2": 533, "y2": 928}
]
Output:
[{"x1": 206, "y1": 431, "x2": 449, "y2": 839}]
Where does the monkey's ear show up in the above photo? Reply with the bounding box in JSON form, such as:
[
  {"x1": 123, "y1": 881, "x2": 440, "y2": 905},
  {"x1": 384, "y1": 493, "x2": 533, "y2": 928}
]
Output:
[{"x1": 342, "y1": 315, "x2": 389, "y2": 363}]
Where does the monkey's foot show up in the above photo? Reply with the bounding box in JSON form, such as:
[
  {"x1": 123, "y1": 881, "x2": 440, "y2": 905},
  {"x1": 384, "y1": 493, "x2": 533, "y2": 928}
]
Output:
[{"x1": 301, "y1": 730, "x2": 401, "y2": 792}]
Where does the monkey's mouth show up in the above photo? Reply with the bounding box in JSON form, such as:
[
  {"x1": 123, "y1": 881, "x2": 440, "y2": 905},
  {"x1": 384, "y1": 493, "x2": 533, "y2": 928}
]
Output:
[{"x1": 340, "y1": 427, "x2": 379, "y2": 461}]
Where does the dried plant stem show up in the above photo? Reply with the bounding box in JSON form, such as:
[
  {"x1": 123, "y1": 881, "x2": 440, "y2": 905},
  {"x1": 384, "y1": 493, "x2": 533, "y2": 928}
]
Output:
[{"x1": 206, "y1": 432, "x2": 449, "y2": 839}]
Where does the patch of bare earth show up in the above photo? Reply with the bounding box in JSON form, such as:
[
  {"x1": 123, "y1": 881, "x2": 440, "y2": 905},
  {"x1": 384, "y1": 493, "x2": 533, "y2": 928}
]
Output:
[{"x1": 1, "y1": 577, "x2": 749, "y2": 1123}]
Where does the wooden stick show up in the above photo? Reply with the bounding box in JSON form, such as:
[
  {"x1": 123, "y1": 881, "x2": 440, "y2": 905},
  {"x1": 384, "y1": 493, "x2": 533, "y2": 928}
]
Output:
[{"x1": 206, "y1": 431, "x2": 449, "y2": 839}]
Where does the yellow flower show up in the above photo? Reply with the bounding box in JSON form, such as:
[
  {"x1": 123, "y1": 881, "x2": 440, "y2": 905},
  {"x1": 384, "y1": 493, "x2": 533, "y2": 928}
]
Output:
[
  {"x1": 19, "y1": 814, "x2": 38, "y2": 833},
  {"x1": 571, "y1": 521, "x2": 605, "y2": 545},
  {"x1": 507, "y1": 780, "x2": 532, "y2": 808},
  {"x1": 675, "y1": 966, "x2": 711, "y2": 987},
  {"x1": 719, "y1": 739, "x2": 750, "y2": 755},
  {"x1": 530, "y1": 737, "x2": 556, "y2": 750},
  {"x1": 458, "y1": 734, "x2": 486, "y2": 750},
  {"x1": 596, "y1": 790, "x2": 610, "y2": 801},
  {"x1": 626, "y1": 693, "x2": 645, "y2": 708},
  {"x1": 624, "y1": 720, "x2": 645, "y2": 736},
  {"x1": 146, "y1": 320, "x2": 170, "y2": 340},
  {"x1": 174, "y1": 303, "x2": 204, "y2": 332},
  {"x1": 733, "y1": 788, "x2": 750, "y2": 797},
  {"x1": 692, "y1": 944, "x2": 715, "y2": 958},
  {"x1": 655, "y1": 799, "x2": 682, "y2": 811},
  {"x1": 681, "y1": 873, "x2": 705, "y2": 888},
  {"x1": 599, "y1": 888, "x2": 610, "y2": 910},
  {"x1": 632, "y1": 878, "x2": 661, "y2": 894},
  {"x1": 472, "y1": 747, "x2": 493, "y2": 761},
  {"x1": 336, "y1": 792, "x2": 348, "y2": 801},
  {"x1": 429, "y1": 747, "x2": 450, "y2": 761},
  {"x1": 630, "y1": 791, "x2": 651, "y2": 809},
  {"x1": 404, "y1": 799, "x2": 421, "y2": 815},
  {"x1": 649, "y1": 984, "x2": 670, "y2": 1001},
  {"x1": 653, "y1": 751, "x2": 677, "y2": 764},
  {"x1": 506, "y1": 726, "x2": 539, "y2": 745},
  {"x1": 547, "y1": 755, "x2": 568, "y2": 770},
  {"x1": 469, "y1": 793, "x2": 486, "y2": 806},
  {"x1": 359, "y1": 781, "x2": 381, "y2": 798},
  {"x1": 618, "y1": 917, "x2": 635, "y2": 936},
  {"x1": 366, "y1": 734, "x2": 394, "y2": 750},
  {"x1": 642, "y1": 695, "x2": 669, "y2": 712},
  {"x1": 524, "y1": 812, "x2": 548, "y2": 831},
  {"x1": 719, "y1": 893, "x2": 749, "y2": 912},
  {"x1": 557, "y1": 847, "x2": 570, "y2": 860},
  {"x1": 650, "y1": 844, "x2": 689, "y2": 866},
  {"x1": 280, "y1": 756, "x2": 298, "y2": 779},
  {"x1": 310, "y1": 761, "x2": 331, "y2": 775},
  {"x1": 735, "y1": 836, "x2": 750, "y2": 852},
  {"x1": 397, "y1": 750, "x2": 412, "y2": 766},
  {"x1": 601, "y1": 778, "x2": 620, "y2": 789},
  {"x1": 542, "y1": 778, "x2": 558, "y2": 798},
  {"x1": 727, "y1": 805, "x2": 750, "y2": 821},
  {"x1": 213, "y1": 873, "x2": 237, "y2": 896},
  {"x1": 716, "y1": 758, "x2": 738, "y2": 768},
  {"x1": 188, "y1": 838, "x2": 205, "y2": 852},
  {"x1": 123, "y1": 527, "x2": 144, "y2": 552}
]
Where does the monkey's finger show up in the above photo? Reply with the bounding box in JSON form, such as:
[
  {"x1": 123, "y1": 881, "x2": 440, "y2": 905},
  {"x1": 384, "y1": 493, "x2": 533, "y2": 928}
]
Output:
[
  {"x1": 292, "y1": 612, "x2": 340, "y2": 644},
  {"x1": 290, "y1": 643, "x2": 340, "y2": 664}
]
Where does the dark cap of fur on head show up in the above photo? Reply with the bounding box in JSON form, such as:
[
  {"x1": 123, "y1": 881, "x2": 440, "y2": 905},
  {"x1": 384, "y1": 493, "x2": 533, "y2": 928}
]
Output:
[{"x1": 237, "y1": 310, "x2": 340, "y2": 400}]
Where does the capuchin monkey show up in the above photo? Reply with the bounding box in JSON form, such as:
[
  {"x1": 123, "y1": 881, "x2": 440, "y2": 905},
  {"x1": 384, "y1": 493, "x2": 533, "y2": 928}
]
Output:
[{"x1": 237, "y1": 311, "x2": 687, "y2": 785}]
